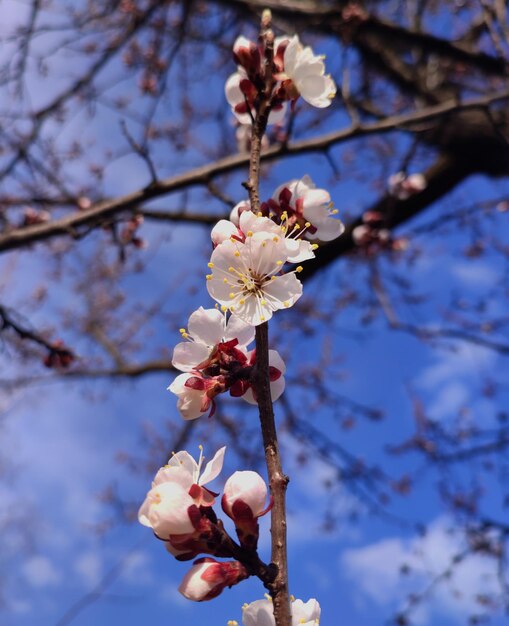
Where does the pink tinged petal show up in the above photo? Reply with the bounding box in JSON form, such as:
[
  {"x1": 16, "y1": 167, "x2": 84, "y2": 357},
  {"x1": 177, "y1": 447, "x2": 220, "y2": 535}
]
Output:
[
  {"x1": 241, "y1": 385, "x2": 257, "y2": 405},
  {"x1": 225, "y1": 73, "x2": 253, "y2": 124},
  {"x1": 302, "y1": 187, "x2": 330, "y2": 209},
  {"x1": 172, "y1": 341, "x2": 210, "y2": 372},
  {"x1": 224, "y1": 314, "x2": 255, "y2": 347},
  {"x1": 262, "y1": 272, "x2": 303, "y2": 310},
  {"x1": 147, "y1": 482, "x2": 195, "y2": 536},
  {"x1": 267, "y1": 101, "x2": 288, "y2": 125},
  {"x1": 167, "y1": 450, "x2": 198, "y2": 480},
  {"x1": 187, "y1": 307, "x2": 224, "y2": 346},
  {"x1": 239, "y1": 211, "x2": 278, "y2": 237},
  {"x1": 230, "y1": 200, "x2": 250, "y2": 225},
  {"x1": 292, "y1": 60, "x2": 326, "y2": 84},
  {"x1": 211, "y1": 220, "x2": 239, "y2": 246},
  {"x1": 178, "y1": 562, "x2": 217, "y2": 601},
  {"x1": 138, "y1": 497, "x2": 152, "y2": 527},
  {"x1": 311, "y1": 216, "x2": 345, "y2": 241},
  {"x1": 199, "y1": 446, "x2": 226, "y2": 486},
  {"x1": 152, "y1": 465, "x2": 194, "y2": 491}
]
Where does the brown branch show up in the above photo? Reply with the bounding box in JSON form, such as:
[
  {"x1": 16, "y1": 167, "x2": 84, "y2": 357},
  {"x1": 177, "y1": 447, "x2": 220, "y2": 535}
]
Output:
[
  {"x1": 246, "y1": 15, "x2": 290, "y2": 626},
  {"x1": 2, "y1": 88, "x2": 509, "y2": 254}
]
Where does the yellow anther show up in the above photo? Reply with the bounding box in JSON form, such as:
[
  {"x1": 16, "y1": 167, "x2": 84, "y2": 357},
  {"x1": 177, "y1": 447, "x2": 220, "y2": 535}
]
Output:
[
  {"x1": 179, "y1": 328, "x2": 186, "y2": 334},
  {"x1": 305, "y1": 221, "x2": 311, "y2": 228},
  {"x1": 239, "y1": 299, "x2": 245, "y2": 305},
  {"x1": 181, "y1": 332, "x2": 188, "y2": 339},
  {"x1": 273, "y1": 236, "x2": 279, "y2": 242},
  {"x1": 198, "y1": 444, "x2": 203, "y2": 451},
  {"x1": 234, "y1": 251, "x2": 241, "y2": 257},
  {"x1": 229, "y1": 292, "x2": 235, "y2": 299},
  {"x1": 247, "y1": 230, "x2": 253, "y2": 237},
  {"x1": 230, "y1": 306, "x2": 235, "y2": 312},
  {"x1": 331, "y1": 208, "x2": 339, "y2": 214},
  {"x1": 262, "y1": 241, "x2": 267, "y2": 247},
  {"x1": 284, "y1": 301, "x2": 289, "y2": 307},
  {"x1": 271, "y1": 276, "x2": 276, "y2": 281},
  {"x1": 260, "y1": 316, "x2": 265, "y2": 321},
  {"x1": 207, "y1": 262, "x2": 214, "y2": 268},
  {"x1": 290, "y1": 595, "x2": 295, "y2": 601},
  {"x1": 296, "y1": 265, "x2": 303, "y2": 273},
  {"x1": 311, "y1": 243, "x2": 319, "y2": 250},
  {"x1": 223, "y1": 278, "x2": 228, "y2": 283},
  {"x1": 206, "y1": 274, "x2": 212, "y2": 280},
  {"x1": 242, "y1": 603, "x2": 249, "y2": 610},
  {"x1": 276, "y1": 260, "x2": 283, "y2": 266},
  {"x1": 261, "y1": 299, "x2": 267, "y2": 305},
  {"x1": 228, "y1": 266, "x2": 235, "y2": 272},
  {"x1": 221, "y1": 305, "x2": 228, "y2": 312},
  {"x1": 257, "y1": 212, "x2": 262, "y2": 217},
  {"x1": 293, "y1": 223, "x2": 301, "y2": 230}
]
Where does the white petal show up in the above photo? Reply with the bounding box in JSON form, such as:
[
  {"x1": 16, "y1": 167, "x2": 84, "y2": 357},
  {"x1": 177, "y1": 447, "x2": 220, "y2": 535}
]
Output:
[
  {"x1": 211, "y1": 220, "x2": 239, "y2": 245},
  {"x1": 242, "y1": 599, "x2": 275, "y2": 626},
  {"x1": 269, "y1": 375, "x2": 285, "y2": 402},
  {"x1": 268, "y1": 349, "x2": 286, "y2": 375},
  {"x1": 224, "y1": 314, "x2": 255, "y2": 347},
  {"x1": 235, "y1": 294, "x2": 274, "y2": 327},
  {"x1": 283, "y1": 35, "x2": 300, "y2": 76},
  {"x1": 241, "y1": 386, "x2": 257, "y2": 405},
  {"x1": 188, "y1": 307, "x2": 224, "y2": 346},
  {"x1": 166, "y1": 451, "x2": 198, "y2": 479},
  {"x1": 291, "y1": 599, "x2": 321, "y2": 624},
  {"x1": 285, "y1": 238, "x2": 315, "y2": 263},
  {"x1": 262, "y1": 273, "x2": 303, "y2": 309},
  {"x1": 311, "y1": 216, "x2": 345, "y2": 241},
  {"x1": 152, "y1": 465, "x2": 194, "y2": 490},
  {"x1": 199, "y1": 446, "x2": 226, "y2": 485},
  {"x1": 172, "y1": 341, "x2": 210, "y2": 372}
]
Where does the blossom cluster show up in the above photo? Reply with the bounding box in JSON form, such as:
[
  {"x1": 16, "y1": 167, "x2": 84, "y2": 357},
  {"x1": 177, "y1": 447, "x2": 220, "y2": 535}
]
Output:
[
  {"x1": 232, "y1": 596, "x2": 321, "y2": 626},
  {"x1": 168, "y1": 173, "x2": 343, "y2": 421},
  {"x1": 226, "y1": 34, "x2": 336, "y2": 125},
  {"x1": 139, "y1": 446, "x2": 271, "y2": 601}
]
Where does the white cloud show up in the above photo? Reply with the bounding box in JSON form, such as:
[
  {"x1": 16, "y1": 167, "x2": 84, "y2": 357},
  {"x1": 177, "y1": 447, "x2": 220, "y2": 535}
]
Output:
[
  {"x1": 23, "y1": 556, "x2": 61, "y2": 588},
  {"x1": 341, "y1": 517, "x2": 501, "y2": 623}
]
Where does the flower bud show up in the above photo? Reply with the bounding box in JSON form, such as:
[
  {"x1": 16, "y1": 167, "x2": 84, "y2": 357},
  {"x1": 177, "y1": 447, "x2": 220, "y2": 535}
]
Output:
[
  {"x1": 178, "y1": 558, "x2": 248, "y2": 602},
  {"x1": 222, "y1": 471, "x2": 268, "y2": 519}
]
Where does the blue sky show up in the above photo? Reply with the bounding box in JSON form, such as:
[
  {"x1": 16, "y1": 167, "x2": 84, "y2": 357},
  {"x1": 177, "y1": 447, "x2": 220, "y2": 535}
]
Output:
[{"x1": 1, "y1": 2, "x2": 509, "y2": 625}]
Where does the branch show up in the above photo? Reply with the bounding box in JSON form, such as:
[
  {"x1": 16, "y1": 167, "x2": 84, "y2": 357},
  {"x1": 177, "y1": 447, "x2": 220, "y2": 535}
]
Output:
[{"x1": 2, "y1": 88, "x2": 509, "y2": 254}]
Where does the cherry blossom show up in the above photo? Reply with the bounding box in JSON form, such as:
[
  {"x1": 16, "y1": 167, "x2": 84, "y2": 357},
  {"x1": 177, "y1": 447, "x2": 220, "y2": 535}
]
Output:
[
  {"x1": 168, "y1": 372, "x2": 219, "y2": 420},
  {"x1": 215, "y1": 209, "x2": 316, "y2": 263},
  {"x1": 206, "y1": 233, "x2": 303, "y2": 326},
  {"x1": 279, "y1": 35, "x2": 336, "y2": 108},
  {"x1": 172, "y1": 307, "x2": 254, "y2": 372},
  {"x1": 138, "y1": 446, "x2": 225, "y2": 537},
  {"x1": 179, "y1": 558, "x2": 249, "y2": 601},
  {"x1": 241, "y1": 596, "x2": 321, "y2": 626},
  {"x1": 225, "y1": 68, "x2": 287, "y2": 125},
  {"x1": 266, "y1": 176, "x2": 344, "y2": 242}
]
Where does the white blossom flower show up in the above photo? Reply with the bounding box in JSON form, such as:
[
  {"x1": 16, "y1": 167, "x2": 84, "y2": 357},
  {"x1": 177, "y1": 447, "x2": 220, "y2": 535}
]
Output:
[
  {"x1": 281, "y1": 35, "x2": 335, "y2": 108},
  {"x1": 222, "y1": 471, "x2": 269, "y2": 519},
  {"x1": 206, "y1": 233, "x2": 303, "y2": 326},
  {"x1": 168, "y1": 372, "x2": 214, "y2": 420},
  {"x1": 138, "y1": 481, "x2": 195, "y2": 537},
  {"x1": 138, "y1": 446, "x2": 225, "y2": 536},
  {"x1": 229, "y1": 200, "x2": 251, "y2": 226},
  {"x1": 179, "y1": 558, "x2": 248, "y2": 602},
  {"x1": 172, "y1": 307, "x2": 254, "y2": 372},
  {"x1": 242, "y1": 597, "x2": 321, "y2": 626},
  {"x1": 225, "y1": 69, "x2": 287, "y2": 125},
  {"x1": 269, "y1": 175, "x2": 344, "y2": 242}
]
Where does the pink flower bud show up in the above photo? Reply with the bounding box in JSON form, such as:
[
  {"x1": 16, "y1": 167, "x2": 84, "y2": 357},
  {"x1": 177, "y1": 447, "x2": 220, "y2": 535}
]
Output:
[
  {"x1": 178, "y1": 558, "x2": 248, "y2": 602},
  {"x1": 222, "y1": 471, "x2": 268, "y2": 519}
]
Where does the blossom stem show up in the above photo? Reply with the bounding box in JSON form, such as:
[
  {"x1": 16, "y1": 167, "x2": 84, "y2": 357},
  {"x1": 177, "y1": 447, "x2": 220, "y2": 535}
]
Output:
[{"x1": 244, "y1": 14, "x2": 291, "y2": 625}]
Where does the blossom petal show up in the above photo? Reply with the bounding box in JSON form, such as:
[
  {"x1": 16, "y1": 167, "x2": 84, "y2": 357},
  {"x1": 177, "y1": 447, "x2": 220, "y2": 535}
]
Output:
[
  {"x1": 199, "y1": 446, "x2": 226, "y2": 486},
  {"x1": 262, "y1": 273, "x2": 303, "y2": 310},
  {"x1": 188, "y1": 307, "x2": 225, "y2": 346},
  {"x1": 172, "y1": 341, "x2": 210, "y2": 372},
  {"x1": 224, "y1": 314, "x2": 255, "y2": 347}
]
